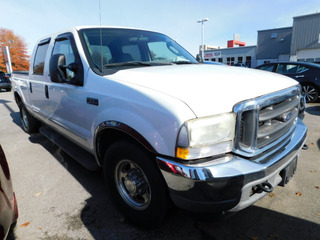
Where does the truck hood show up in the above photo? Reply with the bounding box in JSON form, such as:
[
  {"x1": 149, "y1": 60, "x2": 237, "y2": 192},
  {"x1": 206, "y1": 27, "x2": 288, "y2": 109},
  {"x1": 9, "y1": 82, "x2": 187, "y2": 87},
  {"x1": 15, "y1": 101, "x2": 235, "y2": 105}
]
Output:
[{"x1": 107, "y1": 64, "x2": 298, "y2": 117}]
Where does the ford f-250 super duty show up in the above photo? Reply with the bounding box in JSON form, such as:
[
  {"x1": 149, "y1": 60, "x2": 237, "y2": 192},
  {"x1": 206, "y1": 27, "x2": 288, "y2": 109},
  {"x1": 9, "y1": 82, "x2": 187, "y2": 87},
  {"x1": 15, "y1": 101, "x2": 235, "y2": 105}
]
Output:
[{"x1": 12, "y1": 26, "x2": 307, "y2": 227}]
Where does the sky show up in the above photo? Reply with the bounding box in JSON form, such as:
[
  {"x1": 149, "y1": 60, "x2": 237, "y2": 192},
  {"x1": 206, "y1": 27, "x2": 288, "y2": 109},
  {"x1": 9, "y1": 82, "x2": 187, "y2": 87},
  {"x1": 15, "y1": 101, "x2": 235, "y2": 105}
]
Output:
[{"x1": 2, "y1": 0, "x2": 320, "y2": 56}]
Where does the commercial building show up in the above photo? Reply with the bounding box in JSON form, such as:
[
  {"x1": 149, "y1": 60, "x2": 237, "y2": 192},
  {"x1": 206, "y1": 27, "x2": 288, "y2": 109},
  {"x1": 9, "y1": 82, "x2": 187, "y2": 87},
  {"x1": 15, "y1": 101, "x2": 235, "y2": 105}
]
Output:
[
  {"x1": 256, "y1": 27, "x2": 292, "y2": 66},
  {"x1": 203, "y1": 45, "x2": 257, "y2": 67},
  {"x1": 290, "y1": 13, "x2": 320, "y2": 62},
  {"x1": 202, "y1": 12, "x2": 320, "y2": 68}
]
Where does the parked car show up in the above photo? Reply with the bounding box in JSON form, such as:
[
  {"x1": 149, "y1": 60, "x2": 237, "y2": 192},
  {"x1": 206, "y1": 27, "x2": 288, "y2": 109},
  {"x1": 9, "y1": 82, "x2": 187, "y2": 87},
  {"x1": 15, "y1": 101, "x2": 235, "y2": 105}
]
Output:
[
  {"x1": 0, "y1": 145, "x2": 18, "y2": 239},
  {"x1": 0, "y1": 71, "x2": 12, "y2": 92},
  {"x1": 12, "y1": 27, "x2": 307, "y2": 227},
  {"x1": 233, "y1": 63, "x2": 248, "y2": 67},
  {"x1": 255, "y1": 62, "x2": 320, "y2": 102},
  {"x1": 5, "y1": 73, "x2": 11, "y2": 80},
  {"x1": 203, "y1": 61, "x2": 226, "y2": 65}
]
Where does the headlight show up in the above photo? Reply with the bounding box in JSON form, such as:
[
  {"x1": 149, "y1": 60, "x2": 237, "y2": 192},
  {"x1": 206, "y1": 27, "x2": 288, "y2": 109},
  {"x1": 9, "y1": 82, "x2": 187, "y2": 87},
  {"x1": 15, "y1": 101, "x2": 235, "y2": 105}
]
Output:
[{"x1": 176, "y1": 113, "x2": 236, "y2": 160}]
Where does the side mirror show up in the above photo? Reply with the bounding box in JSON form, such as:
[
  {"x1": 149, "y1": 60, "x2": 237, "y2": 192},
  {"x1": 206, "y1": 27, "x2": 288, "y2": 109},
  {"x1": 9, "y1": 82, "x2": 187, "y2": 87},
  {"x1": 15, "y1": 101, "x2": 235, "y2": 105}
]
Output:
[
  {"x1": 196, "y1": 54, "x2": 202, "y2": 63},
  {"x1": 49, "y1": 54, "x2": 67, "y2": 83}
]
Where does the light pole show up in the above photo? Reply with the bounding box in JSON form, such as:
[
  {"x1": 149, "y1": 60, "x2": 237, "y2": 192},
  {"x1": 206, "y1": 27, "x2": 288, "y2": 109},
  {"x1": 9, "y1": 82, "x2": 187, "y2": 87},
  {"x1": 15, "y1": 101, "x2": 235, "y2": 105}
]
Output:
[{"x1": 197, "y1": 18, "x2": 209, "y2": 62}]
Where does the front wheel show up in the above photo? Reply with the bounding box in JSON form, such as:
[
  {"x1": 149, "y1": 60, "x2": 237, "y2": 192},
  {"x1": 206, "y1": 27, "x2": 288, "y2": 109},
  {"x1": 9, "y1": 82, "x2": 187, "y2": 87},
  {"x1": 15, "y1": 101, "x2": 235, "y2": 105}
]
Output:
[
  {"x1": 301, "y1": 84, "x2": 318, "y2": 103},
  {"x1": 20, "y1": 103, "x2": 40, "y2": 133},
  {"x1": 104, "y1": 141, "x2": 170, "y2": 228}
]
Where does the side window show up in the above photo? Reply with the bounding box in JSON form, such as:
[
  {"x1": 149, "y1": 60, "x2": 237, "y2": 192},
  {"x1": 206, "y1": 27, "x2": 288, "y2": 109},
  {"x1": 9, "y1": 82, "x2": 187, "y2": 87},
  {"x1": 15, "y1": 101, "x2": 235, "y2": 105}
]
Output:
[
  {"x1": 297, "y1": 65, "x2": 309, "y2": 73},
  {"x1": 277, "y1": 64, "x2": 298, "y2": 74},
  {"x1": 52, "y1": 39, "x2": 75, "y2": 79},
  {"x1": 33, "y1": 43, "x2": 49, "y2": 75},
  {"x1": 259, "y1": 65, "x2": 275, "y2": 72},
  {"x1": 287, "y1": 65, "x2": 298, "y2": 74}
]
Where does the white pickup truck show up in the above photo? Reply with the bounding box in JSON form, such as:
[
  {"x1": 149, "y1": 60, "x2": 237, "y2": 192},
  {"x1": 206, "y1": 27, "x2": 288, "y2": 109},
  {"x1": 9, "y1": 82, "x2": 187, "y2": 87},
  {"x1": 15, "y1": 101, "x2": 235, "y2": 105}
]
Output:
[{"x1": 12, "y1": 26, "x2": 307, "y2": 227}]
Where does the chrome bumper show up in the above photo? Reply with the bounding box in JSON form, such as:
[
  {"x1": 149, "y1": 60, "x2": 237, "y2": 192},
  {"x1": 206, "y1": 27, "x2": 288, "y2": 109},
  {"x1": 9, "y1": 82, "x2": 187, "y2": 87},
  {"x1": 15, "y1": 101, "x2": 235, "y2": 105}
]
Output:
[{"x1": 156, "y1": 119, "x2": 307, "y2": 213}]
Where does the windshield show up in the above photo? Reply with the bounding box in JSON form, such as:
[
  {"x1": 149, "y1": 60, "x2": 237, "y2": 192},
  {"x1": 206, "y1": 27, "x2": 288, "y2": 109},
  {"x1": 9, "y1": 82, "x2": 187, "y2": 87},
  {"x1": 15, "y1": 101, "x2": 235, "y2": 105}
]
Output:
[{"x1": 79, "y1": 28, "x2": 197, "y2": 73}]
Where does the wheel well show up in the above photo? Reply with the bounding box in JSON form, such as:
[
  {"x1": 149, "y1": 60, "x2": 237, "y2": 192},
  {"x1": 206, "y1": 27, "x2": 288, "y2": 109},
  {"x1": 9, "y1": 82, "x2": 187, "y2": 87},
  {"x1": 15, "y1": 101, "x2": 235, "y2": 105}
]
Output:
[
  {"x1": 14, "y1": 92, "x2": 22, "y2": 107},
  {"x1": 301, "y1": 82, "x2": 319, "y2": 90},
  {"x1": 96, "y1": 128, "x2": 155, "y2": 166}
]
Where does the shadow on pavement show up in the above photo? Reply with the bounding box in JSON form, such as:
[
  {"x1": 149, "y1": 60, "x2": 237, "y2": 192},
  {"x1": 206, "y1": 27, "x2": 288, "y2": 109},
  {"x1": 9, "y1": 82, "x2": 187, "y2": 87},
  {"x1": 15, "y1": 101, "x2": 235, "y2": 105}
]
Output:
[
  {"x1": 198, "y1": 206, "x2": 320, "y2": 240},
  {"x1": 10, "y1": 112, "x2": 22, "y2": 128},
  {"x1": 0, "y1": 99, "x2": 16, "y2": 114},
  {"x1": 0, "y1": 97, "x2": 21, "y2": 128},
  {"x1": 22, "y1": 133, "x2": 320, "y2": 240},
  {"x1": 306, "y1": 105, "x2": 320, "y2": 116}
]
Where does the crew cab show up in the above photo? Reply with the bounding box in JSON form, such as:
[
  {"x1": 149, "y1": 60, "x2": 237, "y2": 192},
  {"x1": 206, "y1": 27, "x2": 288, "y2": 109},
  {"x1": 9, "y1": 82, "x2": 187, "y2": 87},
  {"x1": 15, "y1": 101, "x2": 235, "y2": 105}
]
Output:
[{"x1": 12, "y1": 26, "x2": 307, "y2": 227}]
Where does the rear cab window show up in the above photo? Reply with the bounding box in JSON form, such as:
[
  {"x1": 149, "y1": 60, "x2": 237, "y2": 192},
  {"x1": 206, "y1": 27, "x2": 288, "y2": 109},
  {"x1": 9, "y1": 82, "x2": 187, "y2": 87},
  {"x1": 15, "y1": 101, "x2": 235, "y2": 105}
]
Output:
[{"x1": 33, "y1": 38, "x2": 50, "y2": 75}]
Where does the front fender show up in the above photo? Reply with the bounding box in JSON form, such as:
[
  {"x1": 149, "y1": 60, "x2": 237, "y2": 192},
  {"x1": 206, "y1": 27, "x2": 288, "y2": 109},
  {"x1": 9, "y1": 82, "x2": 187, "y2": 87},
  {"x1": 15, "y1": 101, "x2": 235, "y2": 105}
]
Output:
[{"x1": 92, "y1": 107, "x2": 183, "y2": 158}]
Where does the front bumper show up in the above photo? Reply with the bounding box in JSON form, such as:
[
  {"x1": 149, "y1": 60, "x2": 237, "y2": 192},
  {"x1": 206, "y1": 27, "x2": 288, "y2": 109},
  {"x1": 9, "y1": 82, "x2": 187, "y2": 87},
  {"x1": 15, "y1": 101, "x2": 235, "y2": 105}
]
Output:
[{"x1": 157, "y1": 119, "x2": 307, "y2": 213}]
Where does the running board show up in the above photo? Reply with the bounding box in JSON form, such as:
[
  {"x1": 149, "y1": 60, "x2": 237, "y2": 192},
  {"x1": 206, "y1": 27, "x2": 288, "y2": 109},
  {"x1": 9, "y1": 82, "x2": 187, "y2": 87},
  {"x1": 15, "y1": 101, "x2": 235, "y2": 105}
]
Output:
[{"x1": 39, "y1": 126, "x2": 100, "y2": 171}]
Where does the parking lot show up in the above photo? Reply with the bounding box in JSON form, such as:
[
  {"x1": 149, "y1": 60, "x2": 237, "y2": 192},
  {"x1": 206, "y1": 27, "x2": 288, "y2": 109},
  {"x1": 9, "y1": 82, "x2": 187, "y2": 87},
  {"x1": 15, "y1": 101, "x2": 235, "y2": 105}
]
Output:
[{"x1": 0, "y1": 90, "x2": 319, "y2": 240}]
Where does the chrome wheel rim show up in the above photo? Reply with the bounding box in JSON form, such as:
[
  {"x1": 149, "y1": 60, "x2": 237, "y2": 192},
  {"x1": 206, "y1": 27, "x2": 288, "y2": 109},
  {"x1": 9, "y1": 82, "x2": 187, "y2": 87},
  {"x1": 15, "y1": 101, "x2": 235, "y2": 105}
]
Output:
[
  {"x1": 302, "y1": 85, "x2": 317, "y2": 103},
  {"x1": 115, "y1": 159, "x2": 151, "y2": 210},
  {"x1": 22, "y1": 108, "x2": 29, "y2": 129}
]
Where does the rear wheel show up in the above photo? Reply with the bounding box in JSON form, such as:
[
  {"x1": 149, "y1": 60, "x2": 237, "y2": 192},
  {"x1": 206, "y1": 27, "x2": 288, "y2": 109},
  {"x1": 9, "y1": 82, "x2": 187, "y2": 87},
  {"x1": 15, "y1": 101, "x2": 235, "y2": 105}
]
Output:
[
  {"x1": 20, "y1": 103, "x2": 40, "y2": 133},
  {"x1": 301, "y1": 84, "x2": 318, "y2": 103},
  {"x1": 103, "y1": 140, "x2": 169, "y2": 228}
]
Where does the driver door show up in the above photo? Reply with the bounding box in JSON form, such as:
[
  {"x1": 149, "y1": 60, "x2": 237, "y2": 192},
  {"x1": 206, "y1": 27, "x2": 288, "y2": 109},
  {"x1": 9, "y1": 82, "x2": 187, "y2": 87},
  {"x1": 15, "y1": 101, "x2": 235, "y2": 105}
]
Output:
[{"x1": 45, "y1": 33, "x2": 88, "y2": 145}]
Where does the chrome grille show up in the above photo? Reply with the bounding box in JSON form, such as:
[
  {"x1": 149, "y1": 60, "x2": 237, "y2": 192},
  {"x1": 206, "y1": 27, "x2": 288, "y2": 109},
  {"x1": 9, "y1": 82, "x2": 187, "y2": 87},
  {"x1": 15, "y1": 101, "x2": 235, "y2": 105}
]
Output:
[
  {"x1": 233, "y1": 86, "x2": 301, "y2": 160},
  {"x1": 257, "y1": 95, "x2": 299, "y2": 148}
]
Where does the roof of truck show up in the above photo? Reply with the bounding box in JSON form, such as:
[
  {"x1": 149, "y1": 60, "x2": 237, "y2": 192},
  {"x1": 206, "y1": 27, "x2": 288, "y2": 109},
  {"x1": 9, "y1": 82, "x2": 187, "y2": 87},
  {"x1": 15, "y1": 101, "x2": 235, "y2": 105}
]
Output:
[{"x1": 74, "y1": 26, "x2": 148, "y2": 31}]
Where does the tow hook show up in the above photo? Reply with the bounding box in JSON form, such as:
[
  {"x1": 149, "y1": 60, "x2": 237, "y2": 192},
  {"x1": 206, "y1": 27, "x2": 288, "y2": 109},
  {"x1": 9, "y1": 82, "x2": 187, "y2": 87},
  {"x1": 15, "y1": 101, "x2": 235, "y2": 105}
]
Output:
[{"x1": 257, "y1": 181, "x2": 274, "y2": 193}]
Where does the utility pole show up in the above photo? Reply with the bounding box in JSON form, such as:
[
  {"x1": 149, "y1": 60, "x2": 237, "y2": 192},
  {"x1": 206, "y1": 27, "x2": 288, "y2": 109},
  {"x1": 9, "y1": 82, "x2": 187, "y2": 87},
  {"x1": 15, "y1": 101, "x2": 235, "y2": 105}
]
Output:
[
  {"x1": 197, "y1": 18, "x2": 209, "y2": 62},
  {"x1": 2, "y1": 46, "x2": 13, "y2": 73}
]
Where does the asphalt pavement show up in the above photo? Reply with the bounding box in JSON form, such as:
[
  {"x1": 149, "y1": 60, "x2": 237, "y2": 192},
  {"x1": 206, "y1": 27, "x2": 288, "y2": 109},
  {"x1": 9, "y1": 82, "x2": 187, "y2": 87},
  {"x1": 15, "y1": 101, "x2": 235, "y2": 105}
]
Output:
[{"x1": 0, "y1": 90, "x2": 319, "y2": 240}]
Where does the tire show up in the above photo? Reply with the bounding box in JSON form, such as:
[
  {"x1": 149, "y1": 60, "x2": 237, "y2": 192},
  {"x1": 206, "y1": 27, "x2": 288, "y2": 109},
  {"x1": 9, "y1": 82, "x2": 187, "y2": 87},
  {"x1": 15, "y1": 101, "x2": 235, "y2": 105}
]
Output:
[
  {"x1": 301, "y1": 84, "x2": 319, "y2": 103},
  {"x1": 20, "y1": 103, "x2": 40, "y2": 133},
  {"x1": 6, "y1": 88, "x2": 11, "y2": 92},
  {"x1": 103, "y1": 140, "x2": 169, "y2": 228}
]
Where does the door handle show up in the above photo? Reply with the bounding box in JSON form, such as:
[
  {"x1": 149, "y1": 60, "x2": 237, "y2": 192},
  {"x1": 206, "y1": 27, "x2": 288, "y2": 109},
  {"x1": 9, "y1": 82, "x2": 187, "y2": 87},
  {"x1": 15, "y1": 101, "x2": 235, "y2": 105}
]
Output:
[
  {"x1": 45, "y1": 85, "x2": 49, "y2": 99},
  {"x1": 29, "y1": 82, "x2": 33, "y2": 93},
  {"x1": 295, "y1": 75, "x2": 304, "y2": 78}
]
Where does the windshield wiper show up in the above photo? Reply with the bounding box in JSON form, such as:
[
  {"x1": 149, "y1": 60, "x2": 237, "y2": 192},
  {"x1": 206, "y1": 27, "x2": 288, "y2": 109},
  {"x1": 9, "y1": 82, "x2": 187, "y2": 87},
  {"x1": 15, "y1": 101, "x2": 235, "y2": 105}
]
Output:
[
  {"x1": 104, "y1": 61, "x2": 173, "y2": 68},
  {"x1": 104, "y1": 61, "x2": 152, "y2": 68},
  {"x1": 171, "y1": 61, "x2": 194, "y2": 65}
]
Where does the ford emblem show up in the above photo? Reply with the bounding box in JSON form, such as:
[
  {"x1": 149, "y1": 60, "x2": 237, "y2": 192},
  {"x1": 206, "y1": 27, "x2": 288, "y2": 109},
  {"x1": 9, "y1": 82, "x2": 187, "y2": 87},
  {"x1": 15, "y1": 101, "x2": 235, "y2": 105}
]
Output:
[{"x1": 284, "y1": 112, "x2": 293, "y2": 122}]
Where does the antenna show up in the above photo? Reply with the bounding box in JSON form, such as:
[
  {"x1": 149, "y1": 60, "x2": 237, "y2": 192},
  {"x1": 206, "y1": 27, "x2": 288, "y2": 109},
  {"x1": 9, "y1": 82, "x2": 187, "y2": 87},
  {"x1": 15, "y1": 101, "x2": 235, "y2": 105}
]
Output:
[{"x1": 99, "y1": 0, "x2": 103, "y2": 71}]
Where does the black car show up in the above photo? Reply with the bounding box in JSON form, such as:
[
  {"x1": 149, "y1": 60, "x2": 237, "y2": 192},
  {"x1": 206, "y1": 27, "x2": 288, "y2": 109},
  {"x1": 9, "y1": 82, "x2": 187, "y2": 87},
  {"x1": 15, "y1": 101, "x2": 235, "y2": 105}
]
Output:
[
  {"x1": 233, "y1": 63, "x2": 248, "y2": 67},
  {"x1": 255, "y1": 62, "x2": 320, "y2": 103},
  {"x1": 0, "y1": 71, "x2": 11, "y2": 92}
]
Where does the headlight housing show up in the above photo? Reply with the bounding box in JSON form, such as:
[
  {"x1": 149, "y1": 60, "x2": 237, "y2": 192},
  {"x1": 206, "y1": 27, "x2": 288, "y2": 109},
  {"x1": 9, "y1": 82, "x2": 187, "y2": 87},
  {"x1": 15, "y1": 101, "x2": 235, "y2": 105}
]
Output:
[{"x1": 176, "y1": 113, "x2": 236, "y2": 160}]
